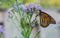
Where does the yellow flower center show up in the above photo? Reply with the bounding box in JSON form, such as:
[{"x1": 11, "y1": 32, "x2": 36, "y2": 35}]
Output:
[{"x1": 25, "y1": 4, "x2": 29, "y2": 8}]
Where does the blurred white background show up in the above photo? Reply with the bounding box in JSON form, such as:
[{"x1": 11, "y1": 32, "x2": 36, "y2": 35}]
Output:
[{"x1": 2, "y1": 8, "x2": 60, "y2": 38}]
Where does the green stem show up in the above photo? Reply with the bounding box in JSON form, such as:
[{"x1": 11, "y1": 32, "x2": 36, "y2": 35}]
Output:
[
  {"x1": 34, "y1": 32, "x2": 40, "y2": 38},
  {"x1": 24, "y1": 27, "x2": 32, "y2": 38}
]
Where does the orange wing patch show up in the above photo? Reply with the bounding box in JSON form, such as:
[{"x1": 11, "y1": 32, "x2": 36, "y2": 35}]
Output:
[
  {"x1": 40, "y1": 12, "x2": 56, "y2": 27},
  {"x1": 41, "y1": 13, "x2": 51, "y2": 22}
]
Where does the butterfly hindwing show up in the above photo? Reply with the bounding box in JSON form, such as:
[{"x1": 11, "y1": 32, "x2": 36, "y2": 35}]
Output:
[{"x1": 40, "y1": 13, "x2": 49, "y2": 27}]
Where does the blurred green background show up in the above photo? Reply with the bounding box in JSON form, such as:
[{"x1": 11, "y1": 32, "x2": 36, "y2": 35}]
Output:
[{"x1": 0, "y1": 0, "x2": 60, "y2": 8}]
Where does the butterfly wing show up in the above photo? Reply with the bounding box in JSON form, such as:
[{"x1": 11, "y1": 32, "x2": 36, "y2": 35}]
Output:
[{"x1": 40, "y1": 12, "x2": 56, "y2": 27}]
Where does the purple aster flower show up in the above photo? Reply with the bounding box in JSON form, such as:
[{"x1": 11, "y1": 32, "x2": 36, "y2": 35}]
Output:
[
  {"x1": 20, "y1": 4, "x2": 27, "y2": 12},
  {"x1": 33, "y1": 4, "x2": 38, "y2": 8},
  {"x1": 28, "y1": 4, "x2": 34, "y2": 8},
  {"x1": 37, "y1": 6, "x2": 43, "y2": 10},
  {"x1": 31, "y1": 23, "x2": 35, "y2": 27},
  {"x1": 33, "y1": 3, "x2": 43, "y2": 10},
  {"x1": 26, "y1": 3, "x2": 43, "y2": 13},
  {"x1": 14, "y1": 2, "x2": 27, "y2": 12},
  {"x1": 0, "y1": 25, "x2": 3, "y2": 32},
  {"x1": 27, "y1": 4, "x2": 33, "y2": 11}
]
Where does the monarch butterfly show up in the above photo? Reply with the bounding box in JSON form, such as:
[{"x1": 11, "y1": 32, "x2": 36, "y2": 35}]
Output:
[{"x1": 39, "y1": 10, "x2": 56, "y2": 27}]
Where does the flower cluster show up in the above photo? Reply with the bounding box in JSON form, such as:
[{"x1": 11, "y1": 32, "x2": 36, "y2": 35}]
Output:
[{"x1": 9, "y1": 3, "x2": 42, "y2": 38}]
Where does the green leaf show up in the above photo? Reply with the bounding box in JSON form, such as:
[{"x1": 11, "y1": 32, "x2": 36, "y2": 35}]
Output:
[
  {"x1": 21, "y1": 31, "x2": 25, "y2": 36},
  {"x1": 20, "y1": 18, "x2": 25, "y2": 29}
]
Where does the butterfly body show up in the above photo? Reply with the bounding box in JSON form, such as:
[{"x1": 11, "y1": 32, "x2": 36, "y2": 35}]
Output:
[{"x1": 39, "y1": 10, "x2": 56, "y2": 27}]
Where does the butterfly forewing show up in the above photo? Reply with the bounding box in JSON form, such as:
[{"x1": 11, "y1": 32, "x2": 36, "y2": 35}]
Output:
[{"x1": 40, "y1": 11, "x2": 56, "y2": 27}]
